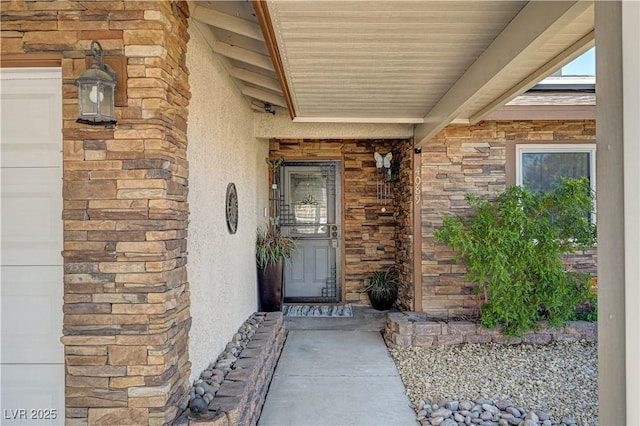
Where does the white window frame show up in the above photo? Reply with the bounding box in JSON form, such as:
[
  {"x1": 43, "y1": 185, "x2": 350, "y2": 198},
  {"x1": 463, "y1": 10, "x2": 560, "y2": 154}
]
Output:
[{"x1": 516, "y1": 143, "x2": 596, "y2": 193}]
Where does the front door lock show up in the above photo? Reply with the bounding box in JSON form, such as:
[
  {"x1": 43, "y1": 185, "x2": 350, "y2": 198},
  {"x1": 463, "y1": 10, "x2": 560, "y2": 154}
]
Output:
[{"x1": 330, "y1": 224, "x2": 339, "y2": 246}]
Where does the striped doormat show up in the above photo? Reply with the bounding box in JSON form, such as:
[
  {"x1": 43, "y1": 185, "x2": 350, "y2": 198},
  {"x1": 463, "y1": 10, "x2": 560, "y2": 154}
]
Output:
[{"x1": 282, "y1": 304, "x2": 353, "y2": 317}]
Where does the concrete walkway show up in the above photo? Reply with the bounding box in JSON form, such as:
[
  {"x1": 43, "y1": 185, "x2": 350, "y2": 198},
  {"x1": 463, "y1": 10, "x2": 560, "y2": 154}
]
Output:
[{"x1": 258, "y1": 308, "x2": 417, "y2": 426}]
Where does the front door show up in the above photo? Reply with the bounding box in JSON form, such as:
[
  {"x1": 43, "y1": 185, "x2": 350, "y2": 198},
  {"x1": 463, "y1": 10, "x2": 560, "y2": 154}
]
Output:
[{"x1": 279, "y1": 162, "x2": 341, "y2": 302}]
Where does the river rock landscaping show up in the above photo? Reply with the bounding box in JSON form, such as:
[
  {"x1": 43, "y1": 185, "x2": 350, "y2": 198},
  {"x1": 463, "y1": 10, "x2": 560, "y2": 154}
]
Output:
[
  {"x1": 390, "y1": 341, "x2": 597, "y2": 426},
  {"x1": 175, "y1": 312, "x2": 286, "y2": 426}
]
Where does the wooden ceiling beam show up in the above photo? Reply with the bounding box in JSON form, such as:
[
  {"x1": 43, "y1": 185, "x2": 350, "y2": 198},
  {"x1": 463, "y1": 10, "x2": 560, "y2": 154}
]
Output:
[
  {"x1": 192, "y1": 21, "x2": 274, "y2": 110},
  {"x1": 414, "y1": 0, "x2": 593, "y2": 147},
  {"x1": 213, "y1": 40, "x2": 274, "y2": 72},
  {"x1": 468, "y1": 30, "x2": 595, "y2": 124},
  {"x1": 241, "y1": 86, "x2": 288, "y2": 108},
  {"x1": 292, "y1": 116, "x2": 424, "y2": 124},
  {"x1": 230, "y1": 67, "x2": 283, "y2": 94},
  {"x1": 191, "y1": 5, "x2": 264, "y2": 41},
  {"x1": 252, "y1": 0, "x2": 297, "y2": 119}
]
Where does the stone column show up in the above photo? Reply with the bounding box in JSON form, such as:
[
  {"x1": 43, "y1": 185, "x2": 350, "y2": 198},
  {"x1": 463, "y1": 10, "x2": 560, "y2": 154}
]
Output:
[{"x1": 50, "y1": 2, "x2": 190, "y2": 425}]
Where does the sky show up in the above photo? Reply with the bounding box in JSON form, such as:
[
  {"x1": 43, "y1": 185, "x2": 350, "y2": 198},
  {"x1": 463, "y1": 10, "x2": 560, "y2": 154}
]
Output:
[{"x1": 561, "y1": 47, "x2": 596, "y2": 76}]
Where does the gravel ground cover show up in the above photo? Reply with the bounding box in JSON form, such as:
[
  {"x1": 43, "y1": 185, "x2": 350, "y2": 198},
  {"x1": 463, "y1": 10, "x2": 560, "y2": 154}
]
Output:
[{"x1": 390, "y1": 341, "x2": 598, "y2": 426}]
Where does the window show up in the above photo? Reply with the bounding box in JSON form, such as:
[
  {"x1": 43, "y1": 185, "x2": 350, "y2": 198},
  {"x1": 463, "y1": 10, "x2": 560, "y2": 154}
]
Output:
[{"x1": 516, "y1": 144, "x2": 596, "y2": 193}]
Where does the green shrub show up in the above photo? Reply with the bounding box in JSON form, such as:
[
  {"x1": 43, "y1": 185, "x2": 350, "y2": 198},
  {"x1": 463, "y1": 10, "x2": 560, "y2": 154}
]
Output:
[
  {"x1": 435, "y1": 178, "x2": 596, "y2": 336},
  {"x1": 570, "y1": 291, "x2": 598, "y2": 322}
]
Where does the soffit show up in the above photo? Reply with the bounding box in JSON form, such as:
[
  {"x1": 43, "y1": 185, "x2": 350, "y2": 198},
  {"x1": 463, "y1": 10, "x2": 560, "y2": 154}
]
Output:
[
  {"x1": 190, "y1": 1, "x2": 595, "y2": 145},
  {"x1": 455, "y1": 2, "x2": 595, "y2": 122},
  {"x1": 266, "y1": 0, "x2": 528, "y2": 123},
  {"x1": 190, "y1": 1, "x2": 288, "y2": 113}
]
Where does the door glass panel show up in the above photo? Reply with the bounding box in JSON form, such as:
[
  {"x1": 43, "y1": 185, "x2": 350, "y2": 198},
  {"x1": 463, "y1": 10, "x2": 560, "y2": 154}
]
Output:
[{"x1": 289, "y1": 172, "x2": 329, "y2": 236}]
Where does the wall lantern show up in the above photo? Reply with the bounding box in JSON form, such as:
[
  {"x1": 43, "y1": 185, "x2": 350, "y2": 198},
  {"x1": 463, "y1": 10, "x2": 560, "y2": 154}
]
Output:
[{"x1": 76, "y1": 40, "x2": 117, "y2": 125}]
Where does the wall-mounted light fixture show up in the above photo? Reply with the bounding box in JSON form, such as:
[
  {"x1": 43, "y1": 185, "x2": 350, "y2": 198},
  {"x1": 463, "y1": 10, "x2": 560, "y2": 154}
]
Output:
[
  {"x1": 264, "y1": 103, "x2": 276, "y2": 115},
  {"x1": 76, "y1": 40, "x2": 117, "y2": 126}
]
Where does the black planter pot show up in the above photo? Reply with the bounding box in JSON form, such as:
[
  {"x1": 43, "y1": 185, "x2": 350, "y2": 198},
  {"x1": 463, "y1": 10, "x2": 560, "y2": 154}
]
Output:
[
  {"x1": 257, "y1": 259, "x2": 284, "y2": 312},
  {"x1": 367, "y1": 291, "x2": 397, "y2": 311}
]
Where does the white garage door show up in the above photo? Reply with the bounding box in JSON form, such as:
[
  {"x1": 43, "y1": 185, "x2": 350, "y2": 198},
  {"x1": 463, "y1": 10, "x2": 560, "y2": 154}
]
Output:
[{"x1": 1, "y1": 68, "x2": 64, "y2": 425}]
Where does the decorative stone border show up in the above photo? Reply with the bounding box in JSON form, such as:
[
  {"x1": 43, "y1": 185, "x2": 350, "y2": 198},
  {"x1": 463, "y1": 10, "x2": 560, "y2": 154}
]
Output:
[
  {"x1": 384, "y1": 312, "x2": 597, "y2": 349},
  {"x1": 175, "y1": 312, "x2": 287, "y2": 426}
]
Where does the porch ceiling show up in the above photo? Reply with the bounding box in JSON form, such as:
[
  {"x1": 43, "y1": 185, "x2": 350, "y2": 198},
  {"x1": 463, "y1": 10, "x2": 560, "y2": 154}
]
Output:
[{"x1": 190, "y1": 1, "x2": 594, "y2": 147}]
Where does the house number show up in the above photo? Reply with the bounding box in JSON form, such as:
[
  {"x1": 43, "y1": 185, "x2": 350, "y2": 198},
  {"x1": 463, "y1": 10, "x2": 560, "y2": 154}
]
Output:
[{"x1": 414, "y1": 174, "x2": 421, "y2": 205}]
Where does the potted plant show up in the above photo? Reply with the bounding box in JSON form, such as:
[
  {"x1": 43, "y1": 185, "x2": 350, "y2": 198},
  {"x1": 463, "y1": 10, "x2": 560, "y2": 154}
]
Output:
[
  {"x1": 364, "y1": 267, "x2": 400, "y2": 311},
  {"x1": 256, "y1": 222, "x2": 296, "y2": 311}
]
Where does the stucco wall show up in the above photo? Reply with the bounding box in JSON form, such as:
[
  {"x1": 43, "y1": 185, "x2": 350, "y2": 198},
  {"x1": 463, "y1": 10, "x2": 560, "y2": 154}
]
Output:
[{"x1": 186, "y1": 24, "x2": 269, "y2": 382}]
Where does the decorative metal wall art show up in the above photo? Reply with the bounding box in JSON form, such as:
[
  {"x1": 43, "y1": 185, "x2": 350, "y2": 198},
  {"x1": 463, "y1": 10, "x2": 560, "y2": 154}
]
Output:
[
  {"x1": 226, "y1": 183, "x2": 238, "y2": 234},
  {"x1": 374, "y1": 152, "x2": 393, "y2": 210},
  {"x1": 374, "y1": 152, "x2": 392, "y2": 176}
]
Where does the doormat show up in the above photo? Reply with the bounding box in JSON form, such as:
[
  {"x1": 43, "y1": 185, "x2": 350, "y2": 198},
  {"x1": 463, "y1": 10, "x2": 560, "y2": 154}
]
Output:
[{"x1": 282, "y1": 304, "x2": 353, "y2": 317}]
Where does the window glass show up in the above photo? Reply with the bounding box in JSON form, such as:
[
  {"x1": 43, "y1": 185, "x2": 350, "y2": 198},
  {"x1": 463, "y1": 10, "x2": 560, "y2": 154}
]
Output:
[
  {"x1": 517, "y1": 144, "x2": 595, "y2": 192},
  {"x1": 522, "y1": 152, "x2": 591, "y2": 191},
  {"x1": 517, "y1": 144, "x2": 596, "y2": 222}
]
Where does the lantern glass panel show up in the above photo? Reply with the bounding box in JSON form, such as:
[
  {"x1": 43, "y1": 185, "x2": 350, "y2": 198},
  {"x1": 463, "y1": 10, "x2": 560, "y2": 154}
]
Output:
[
  {"x1": 99, "y1": 83, "x2": 115, "y2": 119},
  {"x1": 79, "y1": 82, "x2": 99, "y2": 117}
]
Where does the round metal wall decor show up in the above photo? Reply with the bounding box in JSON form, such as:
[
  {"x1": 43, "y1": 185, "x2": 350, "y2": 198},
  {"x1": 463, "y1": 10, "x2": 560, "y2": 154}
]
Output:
[{"x1": 226, "y1": 183, "x2": 238, "y2": 234}]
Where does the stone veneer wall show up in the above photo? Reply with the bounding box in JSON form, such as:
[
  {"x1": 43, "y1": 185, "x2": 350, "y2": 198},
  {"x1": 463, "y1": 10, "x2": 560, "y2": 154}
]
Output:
[
  {"x1": 384, "y1": 312, "x2": 597, "y2": 349},
  {"x1": 1, "y1": 2, "x2": 193, "y2": 424},
  {"x1": 392, "y1": 141, "x2": 415, "y2": 311},
  {"x1": 269, "y1": 139, "x2": 412, "y2": 305},
  {"x1": 421, "y1": 120, "x2": 597, "y2": 318}
]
